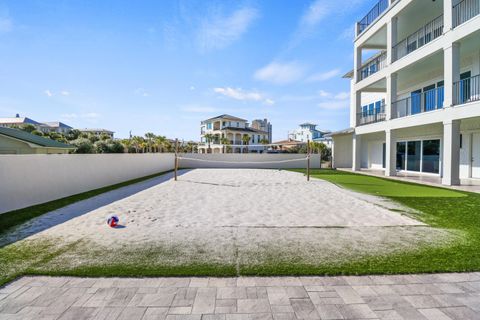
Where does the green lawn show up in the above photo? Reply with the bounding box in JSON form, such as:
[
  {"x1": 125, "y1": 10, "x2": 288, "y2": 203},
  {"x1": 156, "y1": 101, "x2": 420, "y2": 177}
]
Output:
[{"x1": 1, "y1": 168, "x2": 480, "y2": 286}]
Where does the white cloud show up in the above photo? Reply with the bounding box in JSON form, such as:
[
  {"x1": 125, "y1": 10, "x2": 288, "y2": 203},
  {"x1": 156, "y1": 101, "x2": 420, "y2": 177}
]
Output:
[
  {"x1": 213, "y1": 87, "x2": 274, "y2": 105},
  {"x1": 300, "y1": 0, "x2": 329, "y2": 28},
  {"x1": 44, "y1": 90, "x2": 53, "y2": 97},
  {"x1": 306, "y1": 69, "x2": 341, "y2": 82},
  {"x1": 189, "y1": 86, "x2": 196, "y2": 91},
  {"x1": 134, "y1": 88, "x2": 150, "y2": 97},
  {"x1": 254, "y1": 61, "x2": 305, "y2": 85},
  {"x1": 319, "y1": 90, "x2": 331, "y2": 97},
  {"x1": 60, "y1": 90, "x2": 70, "y2": 96},
  {"x1": 0, "y1": 16, "x2": 12, "y2": 33},
  {"x1": 197, "y1": 7, "x2": 258, "y2": 52},
  {"x1": 334, "y1": 91, "x2": 350, "y2": 100}
]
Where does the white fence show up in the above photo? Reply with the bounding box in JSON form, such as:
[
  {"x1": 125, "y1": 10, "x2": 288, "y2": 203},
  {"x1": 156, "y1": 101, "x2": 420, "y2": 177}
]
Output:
[
  {"x1": 178, "y1": 154, "x2": 320, "y2": 169},
  {"x1": 0, "y1": 154, "x2": 175, "y2": 214},
  {"x1": 0, "y1": 153, "x2": 319, "y2": 214}
]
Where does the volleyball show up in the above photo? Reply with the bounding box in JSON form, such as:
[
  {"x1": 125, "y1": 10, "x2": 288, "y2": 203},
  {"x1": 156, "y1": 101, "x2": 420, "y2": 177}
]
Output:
[{"x1": 107, "y1": 215, "x2": 119, "y2": 228}]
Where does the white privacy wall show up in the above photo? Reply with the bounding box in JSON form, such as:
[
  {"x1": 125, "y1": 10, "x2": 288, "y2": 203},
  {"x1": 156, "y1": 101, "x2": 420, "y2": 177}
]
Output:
[
  {"x1": 0, "y1": 154, "x2": 175, "y2": 214},
  {"x1": 179, "y1": 154, "x2": 320, "y2": 169}
]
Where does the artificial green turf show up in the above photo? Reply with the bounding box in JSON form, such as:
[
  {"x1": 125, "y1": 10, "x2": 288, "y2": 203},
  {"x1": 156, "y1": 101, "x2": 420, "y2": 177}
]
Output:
[{"x1": 0, "y1": 170, "x2": 172, "y2": 235}]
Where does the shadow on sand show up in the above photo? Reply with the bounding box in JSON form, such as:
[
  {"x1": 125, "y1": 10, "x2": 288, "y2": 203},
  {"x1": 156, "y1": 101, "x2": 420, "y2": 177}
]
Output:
[{"x1": 0, "y1": 170, "x2": 191, "y2": 247}]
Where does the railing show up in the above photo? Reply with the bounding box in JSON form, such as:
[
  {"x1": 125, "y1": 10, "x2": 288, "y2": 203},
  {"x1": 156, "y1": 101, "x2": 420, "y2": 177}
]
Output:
[
  {"x1": 357, "y1": 0, "x2": 389, "y2": 35},
  {"x1": 356, "y1": 104, "x2": 386, "y2": 126},
  {"x1": 453, "y1": 74, "x2": 480, "y2": 105},
  {"x1": 453, "y1": 0, "x2": 480, "y2": 28},
  {"x1": 358, "y1": 51, "x2": 387, "y2": 81},
  {"x1": 393, "y1": 15, "x2": 443, "y2": 62},
  {"x1": 391, "y1": 87, "x2": 444, "y2": 119}
]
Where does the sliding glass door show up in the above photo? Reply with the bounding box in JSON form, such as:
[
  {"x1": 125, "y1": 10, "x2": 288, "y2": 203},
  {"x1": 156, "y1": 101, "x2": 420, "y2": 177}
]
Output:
[
  {"x1": 407, "y1": 141, "x2": 421, "y2": 171},
  {"x1": 422, "y1": 140, "x2": 440, "y2": 173},
  {"x1": 396, "y1": 139, "x2": 441, "y2": 174}
]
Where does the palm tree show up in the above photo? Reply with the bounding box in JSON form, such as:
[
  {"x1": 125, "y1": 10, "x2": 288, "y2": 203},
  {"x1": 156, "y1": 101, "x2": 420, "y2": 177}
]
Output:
[
  {"x1": 241, "y1": 134, "x2": 251, "y2": 153},
  {"x1": 204, "y1": 133, "x2": 215, "y2": 153},
  {"x1": 131, "y1": 136, "x2": 143, "y2": 153},
  {"x1": 309, "y1": 141, "x2": 326, "y2": 168},
  {"x1": 154, "y1": 135, "x2": 167, "y2": 153},
  {"x1": 260, "y1": 138, "x2": 269, "y2": 153},
  {"x1": 144, "y1": 132, "x2": 156, "y2": 153},
  {"x1": 220, "y1": 137, "x2": 230, "y2": 153}
]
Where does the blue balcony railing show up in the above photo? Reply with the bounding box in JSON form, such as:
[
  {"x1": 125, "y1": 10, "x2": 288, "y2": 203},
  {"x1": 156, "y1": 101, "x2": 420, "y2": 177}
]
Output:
[
  {"x1": 453, "y1": 74, "x2": 480, "y2": 105},
  {"x1": 392, "y1": 87, "x2": 444, "y2": 119},
  {"x1": 357, "y1": 104, "x2": 386, "y2": 126},
  {"x1": 357, "y1": 0, "x2": 389, "y2": 35}
]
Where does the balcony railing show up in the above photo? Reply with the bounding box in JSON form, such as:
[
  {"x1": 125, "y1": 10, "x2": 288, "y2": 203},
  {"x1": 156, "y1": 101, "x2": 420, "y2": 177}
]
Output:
[
  {"x1": 453, "y1": 0, "x2": 480, "y2": 28},
  {"x1": 357, "y1": 0, "x2": 389, "y2": 35},
  {"x1": 392, "y1": 87, "x2": 444, "y2": 119},
  {"x1": 357, "y1": 104, "x2": 386, "y2": 126},
  {"x1": 453, "y1": 74, "x2": 480, "y2": 105},
  {"x1": 358, "y1": 51, "x2": 387, "y2": 81},
  {"x1": 393, "y1": 15, "x2": 443, "y2": 62}
]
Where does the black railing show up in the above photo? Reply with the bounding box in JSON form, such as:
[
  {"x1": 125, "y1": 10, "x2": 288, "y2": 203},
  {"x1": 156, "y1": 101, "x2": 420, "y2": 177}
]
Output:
[
  {"x1": 358, "y1": 51, "x2": 387, "y2": 81},
  {"x1": 453, "y1": 0, "x2": 480, "y2": 28},
  {"x1": 357, "y1": 0, "x2": 389, "y2": 35},
  {"x1": 453, "y1": 74, "x2": 480, "y2": 105},
  {"x1": 393, "y1": 15, "x2": 443, "y2": 61},
  {"x1": 392, "y1": 87, "x2": 444, "y2": 119},
  {"x1": 357, "y1": 104, "x2": 386, "y2": 126}
]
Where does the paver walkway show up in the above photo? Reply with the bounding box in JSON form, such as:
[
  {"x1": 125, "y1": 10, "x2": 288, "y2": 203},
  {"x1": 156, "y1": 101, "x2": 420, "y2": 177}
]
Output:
[{"x1": 1, "y1": 274, "x2": 480, "y2": 319}]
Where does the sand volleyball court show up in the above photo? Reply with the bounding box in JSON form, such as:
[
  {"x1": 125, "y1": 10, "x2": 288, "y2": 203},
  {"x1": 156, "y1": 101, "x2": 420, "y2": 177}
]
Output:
[{"x1": 2, "y1": 169, "x2": 453, "y2": 267}]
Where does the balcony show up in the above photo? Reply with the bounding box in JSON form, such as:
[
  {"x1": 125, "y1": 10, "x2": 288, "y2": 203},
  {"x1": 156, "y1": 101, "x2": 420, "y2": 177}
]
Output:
[
  {"x1": 453, "y1": 0, "x2": 480, "y2": 28},
  {"x1": 392, "y1": 87, "x2": 444, "y2": 119},
  {"x1": 453, "y1": 74, "x2": 480, "y2": 105},
  {"x1": 357, "y1": 104, "x2": 386, "y2": 126},
  {"x1": 393, "y1": 15, "x2": 443, "y2": 62},
  {"x1": 357, "y1": 0, "x2": 389, "y2": 35},
  {"x1": 358, "y1": 51, "x2": 387, "y2": 81}
]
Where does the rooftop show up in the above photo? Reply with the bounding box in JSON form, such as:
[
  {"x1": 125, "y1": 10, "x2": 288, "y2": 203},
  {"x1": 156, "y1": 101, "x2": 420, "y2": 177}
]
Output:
[
  {"x1": 222, "y1": 126, "x2": 268, "y2": 134},
  {"x1": 0, "y1": 117, "x2": 41, "y2": 125},
  {"x1": 41, "y1": 122, "x2": 73, "y2": 129},
  {"x1": 203, "y1": 114, "x2": 247, "y2": 122},
  {"x1": 79, "y1": 128, "x2": 114, "y2": 133},
  {"x1": 0, "y1": 127, "x2": 74, "y2": 149}
]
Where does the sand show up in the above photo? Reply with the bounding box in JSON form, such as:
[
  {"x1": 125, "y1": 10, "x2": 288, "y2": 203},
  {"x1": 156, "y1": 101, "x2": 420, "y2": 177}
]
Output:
[{"x1": 1, "y1": 169, "x2": 454, "y2": 264}]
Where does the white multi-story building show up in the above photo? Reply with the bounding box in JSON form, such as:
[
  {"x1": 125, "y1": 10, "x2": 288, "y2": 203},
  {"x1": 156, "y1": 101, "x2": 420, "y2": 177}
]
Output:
[
  {"x1": 198, "y1": 114, "x2": 271, "y2": 153},
  {"x1": 331, "y1": 0, "x2": 480, "y2": 186},
  {"x1": 288, "y1": 123, "x2": 332, "y2": 147}
]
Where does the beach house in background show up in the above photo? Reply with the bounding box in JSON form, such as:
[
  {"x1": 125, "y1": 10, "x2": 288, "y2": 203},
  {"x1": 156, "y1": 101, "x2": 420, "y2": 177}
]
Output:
[
  {"x1": 288, "y1": 123, "x2": 332, "y2": 147},
  {"x1": 251, "y1": 119, "x2": 273, "y2": 143},
  {"x1": 0, "y1": 114, "x2": 73, "y2": 134},
  {"x1": 199, "y1": 114, "x2": 271, "y2": 153},
  {"x1": 330, "y1": 0, "x2": 480, "y2": 186},
  {"x1": 0, "y1": 126, "x2": 74, "y2": 154},
  {"x1": 79, "y1": 128, "x2": 115, "y2": 139}
]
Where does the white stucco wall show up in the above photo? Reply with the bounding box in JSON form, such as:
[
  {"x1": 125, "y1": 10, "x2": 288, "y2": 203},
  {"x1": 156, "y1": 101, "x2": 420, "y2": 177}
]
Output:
[
  {"x1": 368, "y1": 140, "x2": 384, "y2": 169},
  {"x1": 0, "y1": 153, "x2": 175, "y2": 214},
  {"x1": 332, "y1": 134, "x2": 353, "y2": 168},
  {"x1": 179, "y1": 154, "x2": 320, "y2": 169}
]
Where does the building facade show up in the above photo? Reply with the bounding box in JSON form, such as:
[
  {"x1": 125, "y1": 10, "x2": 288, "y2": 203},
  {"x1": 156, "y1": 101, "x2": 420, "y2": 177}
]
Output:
[
  {"x1": 79, "y1": 128, "x2": 115, "y2": 139},
  {"x1": 288, "y1": 123, "x2": 332, "y2": 147},
  {"x1": 251, "y1": 119, "x2": 273, "y2": 143},
  {"x1": 331, "y1": 0, "x2": 480, "y2": 186},
  {"x1": 198, "y1": 114, "x2": 271, "y2": 153}
]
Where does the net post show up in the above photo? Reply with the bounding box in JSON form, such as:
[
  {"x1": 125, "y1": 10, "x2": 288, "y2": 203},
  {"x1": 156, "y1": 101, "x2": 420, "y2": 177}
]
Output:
[
  {"x1": 174, "y1": 138, "x2": 178, "y2": 181},
  {"x1": 307, "y1": 139, "x2": 310, "y2": 181}
]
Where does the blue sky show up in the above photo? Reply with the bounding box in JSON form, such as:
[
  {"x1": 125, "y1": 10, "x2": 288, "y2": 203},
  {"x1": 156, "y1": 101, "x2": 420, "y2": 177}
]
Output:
[{"x1": 0, "y1": 0, "x2": 377, "y2": 140}]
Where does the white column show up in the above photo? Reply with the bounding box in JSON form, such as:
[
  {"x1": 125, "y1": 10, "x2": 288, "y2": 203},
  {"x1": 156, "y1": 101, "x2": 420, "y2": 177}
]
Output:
[
  {"x1": 354, "y1": 91, "x2": 362, "y2": 126},
  {"x1": 444, "y1": 42, "x2": 461, "y2": 108},
  {"x1": 444, "y1": 0, "x2": 453, "y2": 31},
  {"x1": 442, "y1": 120, "x2": 461, "y2": 185},
  {"x1": 387, "y1": 17, "x2": 398, "y2": 64},
  {"x1": 385, "y1": 129, "x2": 396, "y2": 176},
  {"x1": 386, "y1": 73, "x2": 397, "y2": 120},
  {"x1": 354, "y1": 46, "x2": 362, "y2": 83},
  {"x1": 352, "y1": 133, "x2": 362, "y2": 171}
]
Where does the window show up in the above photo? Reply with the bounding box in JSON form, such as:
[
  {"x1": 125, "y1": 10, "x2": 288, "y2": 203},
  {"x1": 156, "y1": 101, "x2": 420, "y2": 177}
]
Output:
[
  {"x1": 396, "y1": 142, "x2": 406, "y2": 170},
  {"x1": 411, "y1": 89, "x2": 422, "y2": 114},
  {"x1": 437, "y1": 81, "x2": 444, "y2": 109},
  {"x1": 375, "y1": 101, "x2": 382, "y2": 114},
  {"x1": 460, "y1": 71, "x2": 471, "y2": 103},
  {"x1": 407, "y1": 141, "x2": 421, "y2": 172},
  {"x1": 236, "y1": 122, "x2": 239, "y2": 127},
  {"x1": 362, "y1": 105, "x2": 368, "y2": 117},
  {"x1": 207, "y1": 123, "x2": 212, "y2": 129},
  {"x1": 368, "y1": 103, "x2": 374, "y2": 115},
  {"x1": 422, "y1": 140, "x2": 440, "y2": 173},
  {"x1": 423, "y1": 84, "x2": 436, "y2": 111}
]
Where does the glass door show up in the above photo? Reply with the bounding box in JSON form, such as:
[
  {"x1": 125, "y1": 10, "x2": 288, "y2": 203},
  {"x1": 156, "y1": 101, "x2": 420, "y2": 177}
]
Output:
[{"x1": 411, "y1": 89, "x2": 422, "y2": 115}]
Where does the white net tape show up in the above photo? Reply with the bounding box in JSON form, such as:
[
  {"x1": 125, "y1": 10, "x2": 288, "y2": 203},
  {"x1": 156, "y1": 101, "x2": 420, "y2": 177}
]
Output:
[{"x1": 177, "y1": 156, "x2": 309, "y2": 164}]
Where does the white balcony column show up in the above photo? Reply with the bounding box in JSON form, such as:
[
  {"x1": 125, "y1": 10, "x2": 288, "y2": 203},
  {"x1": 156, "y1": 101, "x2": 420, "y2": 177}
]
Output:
[
  {"x1": 354, "y1": 90, "x2": 362, "y2": 126},
  {"x1": 385, "y1": 129, "x2": 396, "y2": 176},
  {"x1": 442, "y1": 119, "x2": 461, "y2": 186},
  {"x1": 387, "y1": 17, "x2": 398, "y2": 64},
  {"x1": 354, "y1": 46, "x2": 362, "y2": 82},
  {"x1": 352, "y1": 133, "x2": 362, "y2": 171},
  {"x1": 443, "y1": 42, "x2": 461, "y2": 108},
  {"x1": 386, "y1": 73, "x2": 397, "y2": 120},
  {"x1": 444, "y1": 0, "x2": 453, "y2": 31}
]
